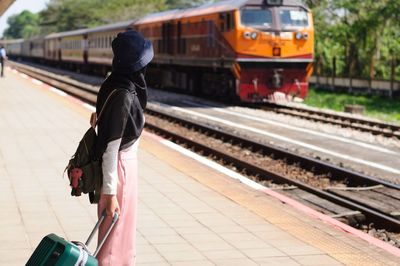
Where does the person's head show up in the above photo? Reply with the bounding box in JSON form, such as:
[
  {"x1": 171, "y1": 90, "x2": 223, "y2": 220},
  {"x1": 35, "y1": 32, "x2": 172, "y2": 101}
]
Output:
[
  {"x1": 0, "y1": 45, "x2": 4, "y2": 49},
  {"x1": 111, "y1": 30, "x2": 153, "y2": 76}
]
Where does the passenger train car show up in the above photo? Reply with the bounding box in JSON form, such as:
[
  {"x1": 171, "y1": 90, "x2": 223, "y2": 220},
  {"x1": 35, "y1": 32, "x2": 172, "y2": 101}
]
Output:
[{"x1": 1, "y1": 0, "x2": 314, "y2": 102}]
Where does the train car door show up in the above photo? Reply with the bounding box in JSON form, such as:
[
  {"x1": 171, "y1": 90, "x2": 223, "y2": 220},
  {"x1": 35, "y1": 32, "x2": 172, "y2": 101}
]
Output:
[{"x1": 83, "y1": 34, "x2": 88, "y2": 64}]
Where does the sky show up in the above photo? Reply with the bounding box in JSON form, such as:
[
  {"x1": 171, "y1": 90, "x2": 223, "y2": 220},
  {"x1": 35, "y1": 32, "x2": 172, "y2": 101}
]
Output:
[{"x1": 0, "y1": 0, "x2": 49, "y2": 37}]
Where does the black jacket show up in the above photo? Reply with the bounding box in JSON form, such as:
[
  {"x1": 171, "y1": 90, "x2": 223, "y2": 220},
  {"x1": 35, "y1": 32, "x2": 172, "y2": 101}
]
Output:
[{"x1": 95, "y1": 73, "x2": 145, "y2": 156}]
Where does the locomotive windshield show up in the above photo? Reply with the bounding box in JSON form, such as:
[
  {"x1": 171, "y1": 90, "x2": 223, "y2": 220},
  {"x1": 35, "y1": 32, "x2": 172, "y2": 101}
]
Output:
[
  {"x1": 240, "y1": 8, "x2": 273, "y2": 27},
  {"x1": 279, "y1": 9, "x2": 308, "y2": 28},
  {"x1": 240, "y1": 6, "x2": 309, "y2": 30}
]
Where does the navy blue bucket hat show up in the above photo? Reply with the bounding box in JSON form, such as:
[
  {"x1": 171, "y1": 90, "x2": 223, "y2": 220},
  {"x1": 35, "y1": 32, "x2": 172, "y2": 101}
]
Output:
[{"x1": 112, "y1": 30, "x2": 154, "y2": 74}]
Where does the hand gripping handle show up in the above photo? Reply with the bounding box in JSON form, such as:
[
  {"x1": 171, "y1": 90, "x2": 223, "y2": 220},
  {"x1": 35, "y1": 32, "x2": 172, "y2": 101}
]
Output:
[{"x1": 85, "y1": 209, "x2": 119, "y2": 257}]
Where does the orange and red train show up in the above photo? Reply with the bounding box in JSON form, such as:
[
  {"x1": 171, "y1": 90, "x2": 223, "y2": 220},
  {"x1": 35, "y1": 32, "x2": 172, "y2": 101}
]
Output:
[{"x1": 2, "y1": 0, "x2": 314, "y2": 102}]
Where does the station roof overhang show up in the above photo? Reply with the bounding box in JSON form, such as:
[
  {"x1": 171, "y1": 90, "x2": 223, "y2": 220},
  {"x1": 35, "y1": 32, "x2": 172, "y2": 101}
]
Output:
[{"x1": 0, "y1": 0, "x2": 15, "y2": 16}]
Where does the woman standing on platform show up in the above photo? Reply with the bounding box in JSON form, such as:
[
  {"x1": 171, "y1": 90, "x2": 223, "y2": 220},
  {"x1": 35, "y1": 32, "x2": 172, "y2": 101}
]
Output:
[
  {"x1": 0, "y1": 45, "x2": 7, "y2": 77},
  {"x1": 91, "y1": 30, "x2": 153, "y2": 265}
]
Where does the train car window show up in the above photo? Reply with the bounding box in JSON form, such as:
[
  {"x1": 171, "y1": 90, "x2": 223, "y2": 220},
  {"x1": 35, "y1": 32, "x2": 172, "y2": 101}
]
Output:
[
  {"x1": 226, "y1": 13, "x2": 231, "y2": 30},
  {"x1": 158, "y1": 39, "x2": 162, "y2": 53},
  {"x1": 240, "y1": 8, "x2": 273, "y2": 27},
  {"x1": 207, "y1": 20, "x2": 213, "y2": 47},
  {"x1": 182, "y1": 38, "x2": 186, "y2": 54},
  {"x1": 279, "y1": 8, "x2": 308, "y2": 28},
  {"x1": 219, "y1": 13, "x2": 225, "y2": 32}
]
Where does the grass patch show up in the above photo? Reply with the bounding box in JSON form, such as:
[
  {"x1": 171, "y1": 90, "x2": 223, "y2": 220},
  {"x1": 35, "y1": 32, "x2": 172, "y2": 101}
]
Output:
[{"x1": 304, "y1": 88, "x2": 400, "y2": 124}]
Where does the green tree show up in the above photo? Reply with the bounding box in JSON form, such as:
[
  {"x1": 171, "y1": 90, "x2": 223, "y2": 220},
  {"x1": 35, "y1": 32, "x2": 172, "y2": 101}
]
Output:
[
  {"x1": 306, "y1": 0, "x2": 399, "y2": 80},
  {"x1": 166, "y1": 0, "x2": 214, "y2": 9},
  {"x1": 3, "y1": 10, "x2": 40, "y2": 38},
  {"x1": 39, "y1": 0, "x2": 166, "y2": 34}
]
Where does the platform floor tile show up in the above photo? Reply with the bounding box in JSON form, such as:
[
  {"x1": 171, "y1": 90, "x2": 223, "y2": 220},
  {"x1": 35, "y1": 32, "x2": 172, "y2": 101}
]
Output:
[{"x1": 0, "y1": 68, "x2": 398, "y2": 265}]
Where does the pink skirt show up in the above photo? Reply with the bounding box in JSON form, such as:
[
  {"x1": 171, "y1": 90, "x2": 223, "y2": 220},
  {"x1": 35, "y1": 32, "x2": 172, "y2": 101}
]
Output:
[{"x1": 96, "y1": 142, "x2": 139, "y2": 266}]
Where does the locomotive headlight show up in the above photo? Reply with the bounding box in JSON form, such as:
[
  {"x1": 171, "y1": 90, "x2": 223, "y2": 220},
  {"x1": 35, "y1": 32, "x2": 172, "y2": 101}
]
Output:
[
  {"x1": 295, "y1": 32, "x2": 303, "y2": 40},
  {"x1": 243, "y1": 31, "x2": 251, "y2": 39},
  {"x1": 250, "y1": 32, "x2": 258, "y2": 40},
  {"x1": 303, "y1": 32, "x2": 309, "y2": 40}
]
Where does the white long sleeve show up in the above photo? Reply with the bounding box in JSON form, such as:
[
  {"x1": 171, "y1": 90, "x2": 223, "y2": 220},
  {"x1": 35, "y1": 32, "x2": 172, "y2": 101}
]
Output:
[{"x1": 101, "y1": 138, "x2": 122, "y2": 195}]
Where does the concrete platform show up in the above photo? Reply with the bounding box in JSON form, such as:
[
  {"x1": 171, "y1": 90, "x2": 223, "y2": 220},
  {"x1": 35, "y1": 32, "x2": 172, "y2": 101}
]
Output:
[{"x1": 0, "y1": 67, "x2": 399, "y2": 266}]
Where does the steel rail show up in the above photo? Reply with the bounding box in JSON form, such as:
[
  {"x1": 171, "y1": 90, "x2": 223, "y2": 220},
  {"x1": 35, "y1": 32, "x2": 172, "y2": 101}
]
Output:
[
  {"x1": 146, "y1": 109, "x2": 400, "y2": 190},
  {"x1": 12, "y1": 60, "x2": 400, "y2": 138},
  {"x1": 259, "y1": 102, "x2": 400, "y2": 139},
  {"x1": 145, "y1": 110, "x2": 400, "y2": 232},
  {"x1": 9, "y1": 61, "x2": 98, "y2": 102}
]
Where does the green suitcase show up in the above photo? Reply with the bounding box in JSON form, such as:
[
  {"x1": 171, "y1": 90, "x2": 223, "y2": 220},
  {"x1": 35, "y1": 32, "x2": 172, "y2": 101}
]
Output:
[{"x1": 26, "y1": 210, "x2": 118, "y2": 266}]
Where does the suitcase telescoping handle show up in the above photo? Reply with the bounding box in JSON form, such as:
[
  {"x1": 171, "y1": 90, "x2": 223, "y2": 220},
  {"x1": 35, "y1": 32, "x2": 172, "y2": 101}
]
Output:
[{"x1": 85, "y1": 209, "x2": 119, "y2": 257}]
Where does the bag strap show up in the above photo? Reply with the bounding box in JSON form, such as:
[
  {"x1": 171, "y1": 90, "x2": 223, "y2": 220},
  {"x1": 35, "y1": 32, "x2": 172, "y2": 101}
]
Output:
[{"x1": 95, "y1": 89, "x2": 119, "y2": 127}]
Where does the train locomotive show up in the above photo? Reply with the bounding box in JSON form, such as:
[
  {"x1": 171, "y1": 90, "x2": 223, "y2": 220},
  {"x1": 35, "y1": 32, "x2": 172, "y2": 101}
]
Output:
[{"x1": 2, "y1": 0, "x2": 314, "y2": 102}]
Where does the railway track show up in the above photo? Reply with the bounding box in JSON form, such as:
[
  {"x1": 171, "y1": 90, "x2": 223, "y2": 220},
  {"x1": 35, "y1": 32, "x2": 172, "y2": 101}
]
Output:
[
  {"x1": 260, "y1": 102, "x2": 400, "y2": 139},
  {"x1": 9, "y1": 62, "x2": 400, "y2": 242},
  {"x1": 144, "y1": 109, "x2": 400, "y2": 232},
  {"x1": 11, "y1": 60, "x2": 400, "y2": 139}
]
